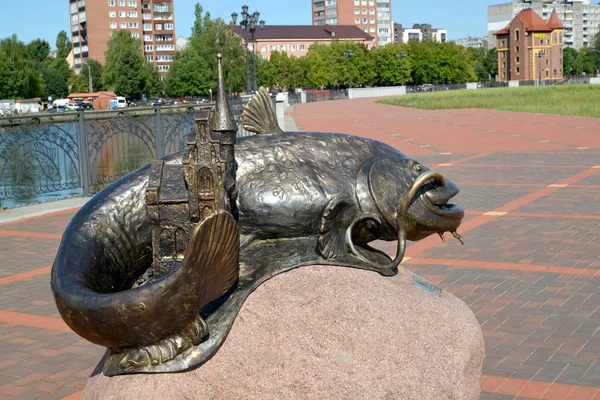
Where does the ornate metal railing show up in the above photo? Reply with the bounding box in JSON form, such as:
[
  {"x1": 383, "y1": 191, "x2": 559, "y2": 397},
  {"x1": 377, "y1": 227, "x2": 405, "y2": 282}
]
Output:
[{"x1": 0, "y1": 99, "x2": 252, "y2": 209}]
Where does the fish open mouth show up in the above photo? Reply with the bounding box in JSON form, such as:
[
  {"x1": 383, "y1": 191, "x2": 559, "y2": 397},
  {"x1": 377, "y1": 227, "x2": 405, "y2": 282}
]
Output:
[{"x1": 418, "y1": 189, "x2": 464, "y2": 218}]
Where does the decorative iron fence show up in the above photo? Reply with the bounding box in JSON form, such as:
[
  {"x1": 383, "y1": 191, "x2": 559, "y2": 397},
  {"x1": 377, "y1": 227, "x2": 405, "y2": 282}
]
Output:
[{"x1": 0, "y1": 99, "x2": 252, "y2": 209}]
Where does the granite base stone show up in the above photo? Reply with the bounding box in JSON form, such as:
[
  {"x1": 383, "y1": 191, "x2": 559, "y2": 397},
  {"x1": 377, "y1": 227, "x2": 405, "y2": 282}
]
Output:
[{"x1": 83, "y1": 265, "x2": 485, "y2": 400}]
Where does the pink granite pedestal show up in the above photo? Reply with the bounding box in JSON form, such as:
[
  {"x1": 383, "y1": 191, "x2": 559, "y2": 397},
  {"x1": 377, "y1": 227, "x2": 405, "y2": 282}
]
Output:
[{"x1": 83, "y1": 265, "x2": 484, "y2": 400}]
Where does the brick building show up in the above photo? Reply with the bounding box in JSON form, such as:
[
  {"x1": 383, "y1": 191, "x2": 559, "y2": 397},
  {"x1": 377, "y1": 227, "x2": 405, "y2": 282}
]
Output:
[
  {"x1": 495, "y1": 9, "x2": 565, "y2": 81},
  {"x1": 68, "y1": 0, "x2": 176, "y2": 78},
  {"x1": 311, "y1": 0, "x2": 393, "y2": 47},
  {"x1": 233, "y1": 25, "x2": 374, "y2": 60}
]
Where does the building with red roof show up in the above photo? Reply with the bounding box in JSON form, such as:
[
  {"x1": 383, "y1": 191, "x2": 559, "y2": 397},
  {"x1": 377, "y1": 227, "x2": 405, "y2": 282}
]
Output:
[{"x1": 495, "y1": 9, "x2": 565, "y2": 82}]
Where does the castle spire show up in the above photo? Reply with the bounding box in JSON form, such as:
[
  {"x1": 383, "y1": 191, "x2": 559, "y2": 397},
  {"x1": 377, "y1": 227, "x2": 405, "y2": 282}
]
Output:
[{"x1": 210, "y1": 53, "x2": 237, "y2": 132}]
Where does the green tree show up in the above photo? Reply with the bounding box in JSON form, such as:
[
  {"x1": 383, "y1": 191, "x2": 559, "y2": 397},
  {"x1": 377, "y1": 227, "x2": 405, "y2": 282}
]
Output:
[
  {"x1": 0, "y1": 53, "x2": 19, "y2": 98},
  {"x1": 26, "y1": 39, "x2": 51, "y2": 64},
  {"x1": 68, "y1": 59, "x2": 104, "y2": 93},
  {"x1": 168, "y1": 2, "x2": 246, "y2": 95},
  {"x1": 371, "y1": 43, "x2": 412, "y2": 86},
  {"x1": 102, "y1": 29, "x2": 154, "y2": 100},
  {"x1": 42, "y1": 66, "x2": 68, "y2": 100},
  {"x1": 563, "y1": 47, "x2": 577, "y2": 77},
  {"x1": 55, "y1": 30, "x2": 71, "y2": 60},
  {"x1": 166, "y1": 48, "x2": 212, "y2": 96},
  {"x1": 0, "y1": 34, "x2": 45, "y2": 99}
]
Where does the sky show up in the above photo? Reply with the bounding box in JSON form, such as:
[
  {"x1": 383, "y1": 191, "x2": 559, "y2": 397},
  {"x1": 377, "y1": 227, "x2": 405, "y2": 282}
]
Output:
[{"x1": 1, "y1": 0, "x2": 503, "y2": 47}]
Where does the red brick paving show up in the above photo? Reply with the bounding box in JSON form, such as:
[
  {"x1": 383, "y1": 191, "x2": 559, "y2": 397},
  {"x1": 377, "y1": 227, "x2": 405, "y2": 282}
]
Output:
[{"x1": 0, "y1": 98, "x2": 598, "y2": 399}]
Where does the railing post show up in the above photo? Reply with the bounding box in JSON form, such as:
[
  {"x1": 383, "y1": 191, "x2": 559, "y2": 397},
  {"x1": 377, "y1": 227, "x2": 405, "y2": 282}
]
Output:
[
  {"x1": 76, "y1": 109, "x2": 91, "y2": 197},
  {"x1": 154, "y1": 105, "x2": 165, "y2": 159}
]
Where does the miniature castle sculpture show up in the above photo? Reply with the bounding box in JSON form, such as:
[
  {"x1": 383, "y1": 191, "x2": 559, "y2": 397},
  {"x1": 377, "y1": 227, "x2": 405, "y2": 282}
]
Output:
[{"x1": 146, "y1": 56, "x2": 238, "y2": 279}]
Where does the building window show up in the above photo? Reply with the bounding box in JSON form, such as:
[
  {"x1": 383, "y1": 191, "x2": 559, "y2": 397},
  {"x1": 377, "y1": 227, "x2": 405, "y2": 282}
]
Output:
[
  {"x1": 354, "y1": 0, "x2": 359, "y2": 4},
  {"x1": 120, "y1": 22, "x2": 127, "y2": 28},
  {"x1": 370, "y1": 18, "x2": 375, "y2": 23},
  {"x1": 145, "y1": 45, "x2": 153, "y2": 51},
  {"x1": 143, "y1": 13, "x2": 151, "y2": 19},
  {"x1": 363, "y1": 18, "x2": 367, "y2": 23},
  {"x1": 546, "y1": 69, "x2": 549, "y2": 77},
  {"x1": 545, "y1": 58, "x2": 549, "y2": 65},
  {"x1": 502, "y1": 61, "x2": 506, "y2": 68},
  {"x1": 128, "y1": 11, "x2": 138, "y2": 18},
  {"x1": 144, "y1": 34, "x2": 152, "y2": 41},
  {"x1": 155, "y1": 24, "x2": 163, "y2": 30},
  {"x1": 300, "y1": 44, "x2": 306, "y2": 51},
  {"x1": 362, "y1": 8, "x2": 367, "y2": 14},
  {"x1": 355, "y1": 18, "x2": 360, "y2": 23},
  {"x1": 119, "y1": 0, "x2": 125, "y2": 5},
  {"x1": 146, "y1": 55, "x2": 153, "y2": 61},
  {"x1": 131, "y1": 33, "x2": 139, "y2": 39},
  {"x1": 129, "y1": 22, "x2": 138, "y2": 28},
  {"x1": 501, "y1": 40, "x2": 505, "y2": 47},
  {"x1": 515, "y1": 46, "x2": 519, "y2": 52},
  {"x1": 280, "y1": 45, "x2": 286, "y2": 51},
  {"x1": 128, "y1": 0, "x2": 137, "y2": 6},
  {"x1": 515, "y1": 56, "x2": 520, "y2": 64},
  {"x1": 355, "y1": 8, "x2": 359, "y2": 14},
  {"x1": 559, "y1": 34, "x2": 563, "y2": 43},
  {"x1": 109, "y1": 0, "x2": 115, "y2": 5},
  {"x1": 270, "y1": 45, "x2": 276, "y2": 51},
  {"x1": 260, "y1": 45, "x2": 266, "y2": 51},
  {"x1": 503, "y1": 71, "x2": 506, "y2": 78},
  {"x1": 291, "y1": 45, "x2": 296, "y2": 51},
  {"x1": 516, "y1": 67, "x2": 520, "y2": 74},
  {"x1": 553, "y1": 35, "x2": 557, "y2": 44},
  {"x1": 119, "y1": 11, "x2": 126, "y2": 17},
  {"x1": 370, "y1": 27, "x2": 375, "y2": 32},
  {"x1": 514, "y1": 29, "x2": 520, "y2": 40},
  {"x1": 554, "y1": 69, "x2": 557, "y2": 75},
  {"x1": 110, "y1": 22, "x2": 117, "y2": 29},
  {"x1": 165, "y1": 23, "x2": 174, "y2": 30},
  {"x1": 540, "y1": 39, "x2": 544, "y2": 44},
  {"x1": 143, "y1": 23, "x2": 152, "y2": 31}
]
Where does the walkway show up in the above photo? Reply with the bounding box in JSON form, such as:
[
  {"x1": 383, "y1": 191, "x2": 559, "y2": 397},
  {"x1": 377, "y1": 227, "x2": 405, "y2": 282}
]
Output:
[{"x1": 0, "y1": 98, "x2": 598, "y2": 399}]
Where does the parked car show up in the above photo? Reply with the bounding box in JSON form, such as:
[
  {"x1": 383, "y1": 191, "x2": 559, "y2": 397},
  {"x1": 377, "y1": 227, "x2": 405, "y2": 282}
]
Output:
[
  {"x1": 417, "y1": 84, "x2": 435, "y2": 92},
  {"x1": 48, "y1": 104, "x2": 66, "y2": 113},
  {"x1": 66, "y1": 103, "x2": 79, "y2": 111},
  {"x1": 75, "y1": 102, "x2": 94, "y2": 110}
]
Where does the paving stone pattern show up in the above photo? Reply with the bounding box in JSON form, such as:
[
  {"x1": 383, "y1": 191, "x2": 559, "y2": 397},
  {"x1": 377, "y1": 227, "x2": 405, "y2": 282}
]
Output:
[{"x1": 0, "y1": 98, "x2": 598, "y2": 399}]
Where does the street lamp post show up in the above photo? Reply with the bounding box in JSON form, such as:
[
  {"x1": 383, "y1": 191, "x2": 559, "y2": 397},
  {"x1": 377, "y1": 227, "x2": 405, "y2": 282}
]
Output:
[
  {"x1": 87, "y1": 63, "x2": 93, "y2": 93},
  {"x1": 397, "y1": 51, "x2": 407, "y2": 86},
  {"x1": 343, "y1": 48, "x2": 355, "y2": 89},
  {"x1": 232, "y1": 5, "x2": 265, "y2": 93}
]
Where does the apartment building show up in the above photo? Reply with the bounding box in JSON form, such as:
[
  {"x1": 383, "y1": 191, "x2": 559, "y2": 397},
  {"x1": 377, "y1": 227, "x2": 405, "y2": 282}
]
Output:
[
  {"x1": 311, "y1": 0, "x2": 393, "y2": 47},
  {"x1": 453, "y1": 36, "x2": 488, "y2": 49},
  {"x1": 68, "y1": 0, "x2": 176, "y2": 77},
  {"x1": 488, "y1": 0, "x2": 600, "y2": 49},
  {"x1": 393, "y1": 23, "x2": 448, "y2": 43},
  {"x1": 495, "y1": 9, "x2": 565, "y2": 81}
]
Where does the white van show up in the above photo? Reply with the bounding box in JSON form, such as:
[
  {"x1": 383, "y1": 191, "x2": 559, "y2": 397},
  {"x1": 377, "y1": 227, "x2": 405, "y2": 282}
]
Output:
[
  {"x1": 52, "y1": 99, "x2": 71, "y2": 107},
  {"x1": 115, "y1": 96, "x2": 127, "y2": 108}
]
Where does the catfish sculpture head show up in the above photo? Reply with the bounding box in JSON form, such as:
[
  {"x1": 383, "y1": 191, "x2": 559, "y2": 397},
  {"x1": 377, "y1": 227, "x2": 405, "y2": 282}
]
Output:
[{"x1": 350, "y1": 153, "x2": 464, "y2": 271}]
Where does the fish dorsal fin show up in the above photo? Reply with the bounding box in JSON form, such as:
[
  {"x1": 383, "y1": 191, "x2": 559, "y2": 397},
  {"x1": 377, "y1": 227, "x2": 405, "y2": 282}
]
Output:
[{"x1": 242, "y1": 87, "x2": 284, "y2": 135}]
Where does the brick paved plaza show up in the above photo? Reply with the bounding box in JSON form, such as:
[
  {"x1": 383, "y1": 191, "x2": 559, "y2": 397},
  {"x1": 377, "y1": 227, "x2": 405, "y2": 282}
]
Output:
[{"x1": 1, "y1": 98, "x2": 599, "y2": 399}]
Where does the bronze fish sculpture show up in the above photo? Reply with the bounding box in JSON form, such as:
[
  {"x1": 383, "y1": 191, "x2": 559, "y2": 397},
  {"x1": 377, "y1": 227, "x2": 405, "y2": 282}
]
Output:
[{"x1": 51, "y1": 88, "x2": 465, "y2": 376}]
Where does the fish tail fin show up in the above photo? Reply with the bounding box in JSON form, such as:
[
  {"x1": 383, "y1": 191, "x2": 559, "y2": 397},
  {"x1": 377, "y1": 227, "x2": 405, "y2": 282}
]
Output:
[{"x1": 242, "y1": 87, "x2": 284, "y2": 135}]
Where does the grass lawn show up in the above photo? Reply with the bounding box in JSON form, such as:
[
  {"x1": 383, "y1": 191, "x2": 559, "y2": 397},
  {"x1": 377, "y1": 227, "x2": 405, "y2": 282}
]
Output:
[{"x1": 377, "y1": 84, "x2": 600, "y2": 118}]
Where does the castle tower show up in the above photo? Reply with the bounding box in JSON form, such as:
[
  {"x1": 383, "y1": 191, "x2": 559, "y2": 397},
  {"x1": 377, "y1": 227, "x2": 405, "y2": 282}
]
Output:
[{"x1": 210, "y1": 53, "x2": 239, "y2": 215}]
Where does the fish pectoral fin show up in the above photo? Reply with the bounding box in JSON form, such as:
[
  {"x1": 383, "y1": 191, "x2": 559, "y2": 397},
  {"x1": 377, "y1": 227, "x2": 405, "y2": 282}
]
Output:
[
  {"x1": 241, "y1": 87, "x2": 284, "y2": 134},
  {"x1": 318, "y1": 197, "x2": 355, "y2": 260},
  {"x1": 184, "y1": 210, "x2": 240, "y2": 307}
]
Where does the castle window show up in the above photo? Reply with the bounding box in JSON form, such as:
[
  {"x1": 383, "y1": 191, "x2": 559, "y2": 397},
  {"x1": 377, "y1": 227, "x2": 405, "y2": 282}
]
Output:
[
  {"x1": 516, "y1": 67, "x2": 520, "y2": 74},
  {"x1": 553, "y1": 35, "x2": 557, "y2": 44},
  {"x1": 514, "y1": 29, "x2": 520, "y2": 41},
  {"x1": 198, "y1": 168, "x2": 214, "y2": 194},
  {"x1": 175, "y1": 228, "x2": 187, "y2": 260},
  {"x1": 159, "y1": 229, "x2": 173, "y2": 260},
  {"x1": 515, "y1": 56, "x2": 520, "y2": 64}
]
